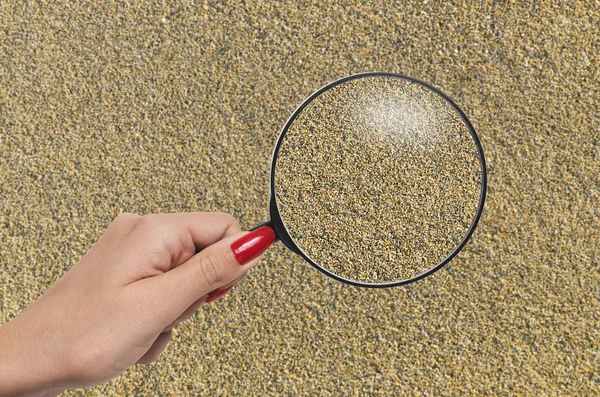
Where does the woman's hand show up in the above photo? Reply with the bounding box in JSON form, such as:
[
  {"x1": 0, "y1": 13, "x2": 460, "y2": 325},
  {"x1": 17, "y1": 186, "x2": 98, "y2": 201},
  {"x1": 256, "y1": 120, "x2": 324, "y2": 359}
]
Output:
[{"x1": 0, "y1": 212, "x2": 275, "y2": 397}]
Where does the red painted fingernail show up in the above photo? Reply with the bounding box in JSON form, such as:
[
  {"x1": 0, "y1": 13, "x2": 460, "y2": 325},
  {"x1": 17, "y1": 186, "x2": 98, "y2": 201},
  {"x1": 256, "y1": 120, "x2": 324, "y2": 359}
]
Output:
[
  {"x1": 205, "y1": 285, "x2": 233, "y2": 303},
  {"x1": 230, "y1": 226, "x2": 276, "y2": 265}
]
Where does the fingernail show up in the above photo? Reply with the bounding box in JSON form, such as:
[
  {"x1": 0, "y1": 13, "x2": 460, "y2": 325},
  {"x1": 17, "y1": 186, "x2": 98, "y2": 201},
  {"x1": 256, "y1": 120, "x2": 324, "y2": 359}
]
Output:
[
  {"x1": 230, "y1": 226, "x2": 276, "y2": 265},
  {"x1": 205, "y1": 285, "x2": 233, "y2": 303}
]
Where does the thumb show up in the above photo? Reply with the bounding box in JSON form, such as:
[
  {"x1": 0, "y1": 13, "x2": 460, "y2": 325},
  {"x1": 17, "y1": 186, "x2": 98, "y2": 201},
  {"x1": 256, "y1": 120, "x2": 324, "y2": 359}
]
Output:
[{"x1": 143, "y1": 226, "x2": 276, "y2": 318}]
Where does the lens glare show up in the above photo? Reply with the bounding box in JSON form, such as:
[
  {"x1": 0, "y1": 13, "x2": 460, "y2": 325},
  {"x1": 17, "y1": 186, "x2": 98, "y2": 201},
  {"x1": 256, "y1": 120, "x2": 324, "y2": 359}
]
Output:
[{"x1": 274, "y1": 75, "x2": 483, "y2": 284}]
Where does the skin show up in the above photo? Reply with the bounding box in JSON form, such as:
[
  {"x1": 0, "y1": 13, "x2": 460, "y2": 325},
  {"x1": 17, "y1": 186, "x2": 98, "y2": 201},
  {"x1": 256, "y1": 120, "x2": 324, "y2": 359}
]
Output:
[{"x1": 0, "y1": 212, "x2": 262, "y2": 397}]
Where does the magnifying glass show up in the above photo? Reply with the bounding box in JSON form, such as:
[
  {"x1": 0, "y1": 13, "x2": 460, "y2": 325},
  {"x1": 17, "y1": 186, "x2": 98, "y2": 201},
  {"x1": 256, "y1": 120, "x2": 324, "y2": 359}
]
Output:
[{"x1": 251, "y1": 72, "x2": 486, "y2": 288}]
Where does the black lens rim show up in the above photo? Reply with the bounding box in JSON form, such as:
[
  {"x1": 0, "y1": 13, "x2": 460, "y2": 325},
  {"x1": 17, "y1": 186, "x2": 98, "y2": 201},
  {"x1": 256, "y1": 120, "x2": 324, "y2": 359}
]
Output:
[{"x1": 269, "y1": 72, "x2": 487, "y2": 288}]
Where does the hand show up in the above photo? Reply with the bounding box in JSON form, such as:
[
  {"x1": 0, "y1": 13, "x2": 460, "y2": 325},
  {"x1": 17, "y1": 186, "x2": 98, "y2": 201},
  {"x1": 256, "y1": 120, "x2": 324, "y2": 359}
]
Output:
[{"x1": 0, "y1": 212, "x2": 275, "y2": 397}]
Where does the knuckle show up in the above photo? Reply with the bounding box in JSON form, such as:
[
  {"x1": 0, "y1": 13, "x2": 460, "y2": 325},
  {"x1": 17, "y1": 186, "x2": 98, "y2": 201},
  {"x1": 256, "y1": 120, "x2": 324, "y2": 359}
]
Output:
[
  {"x1": 115, "y1": 212, "x2": 140, "y2": 224},
  {"x1": 224, "y1": 212, "x2": 238, "y2": 225},
  {"x1": 138, "y1": 213, "x2": 159, "y2": 226},
  {"x1": 198, "y1": 252, "x2": 227, "y2": 286},
  {"x1": 217, "y1": 212, "x2": 237, "y2": 225},
  {"x1": 219, "y1": 212, "x2": 241, "y2": 233},
  {"x1": 136, "y1": 214, "x2": 169, "y2": 238},
  {"x1": 110, "y1": 213, "x2": 141, "y2": 234}
]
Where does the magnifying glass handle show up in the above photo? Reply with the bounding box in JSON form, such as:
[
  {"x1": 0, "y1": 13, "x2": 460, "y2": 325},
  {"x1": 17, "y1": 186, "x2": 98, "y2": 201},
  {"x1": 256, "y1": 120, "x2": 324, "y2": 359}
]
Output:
[
  {"x1": 249, "y1": 220, "x2": 273, "y2": 232},
  {"x1": 249, "y1": 221, "x2": 281, "y2": 244},
  {"x1": 249, "y1": 199, "x2": 292, "y2": 249}
]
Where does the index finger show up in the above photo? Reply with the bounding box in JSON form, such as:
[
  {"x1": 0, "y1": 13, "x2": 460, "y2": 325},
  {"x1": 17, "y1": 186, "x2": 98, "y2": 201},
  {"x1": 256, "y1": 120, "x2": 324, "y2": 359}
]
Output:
[{"x1": 149, "y1": 212, "x2": 242, "y2": 250}]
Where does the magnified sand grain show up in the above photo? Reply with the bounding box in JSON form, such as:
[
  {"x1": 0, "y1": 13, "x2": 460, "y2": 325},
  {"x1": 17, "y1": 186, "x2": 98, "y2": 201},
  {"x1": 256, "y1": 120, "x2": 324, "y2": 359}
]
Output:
[{"x1": 275, "y1": 76, "x2": 482, "y2": 283}]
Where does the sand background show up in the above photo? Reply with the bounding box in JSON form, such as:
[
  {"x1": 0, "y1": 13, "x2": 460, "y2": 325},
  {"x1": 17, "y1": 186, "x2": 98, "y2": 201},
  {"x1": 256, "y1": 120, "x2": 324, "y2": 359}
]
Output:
[{"x1": 1, "y1": 1, "x2": 598, "y2": 395}]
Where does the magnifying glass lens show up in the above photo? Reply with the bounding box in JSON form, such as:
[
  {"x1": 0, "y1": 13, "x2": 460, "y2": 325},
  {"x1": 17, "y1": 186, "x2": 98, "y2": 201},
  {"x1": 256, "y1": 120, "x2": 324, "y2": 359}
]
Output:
[{"x1": 273, "y1": 75, "x2": 484, "y2": 284}]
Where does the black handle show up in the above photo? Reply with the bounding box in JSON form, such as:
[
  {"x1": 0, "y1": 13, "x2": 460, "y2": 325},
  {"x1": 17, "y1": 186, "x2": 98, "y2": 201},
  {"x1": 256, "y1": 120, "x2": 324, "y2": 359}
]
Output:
[
  {"x1": 249, "y1": 220, "x2": 281, "y2": 244},
  {"x1": 249, "y1": 220, "x2": 273, "y2": 232}
]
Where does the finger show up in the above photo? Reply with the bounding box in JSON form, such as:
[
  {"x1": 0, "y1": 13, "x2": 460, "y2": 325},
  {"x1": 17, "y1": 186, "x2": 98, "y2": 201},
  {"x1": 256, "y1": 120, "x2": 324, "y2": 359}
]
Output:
[
  {"x1": 136, "y1": 330, "x2": 173, "y2": 365},
  {"x1": 148, "y1": 212, "x2": 242, "y2": 251},
  {"x1": 138, "y1": 226, "x2": 274, "y2": 319},
  {"x1": 174, "y1": 228, "x2": 272, "y2": 301},
  {"x1": 125, "y1": 212, "x2": 243, "y2": 273}
]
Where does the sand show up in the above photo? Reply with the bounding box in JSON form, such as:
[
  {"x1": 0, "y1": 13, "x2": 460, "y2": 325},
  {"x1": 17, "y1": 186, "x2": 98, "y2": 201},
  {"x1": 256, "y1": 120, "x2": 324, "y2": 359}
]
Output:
[{"x1": 1, "y1": 1, "x2": 598, "y2": 396}]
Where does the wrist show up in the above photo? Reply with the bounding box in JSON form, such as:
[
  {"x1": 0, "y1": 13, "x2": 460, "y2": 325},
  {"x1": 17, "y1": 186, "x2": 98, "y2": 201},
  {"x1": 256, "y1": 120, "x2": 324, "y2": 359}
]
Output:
[{"x1": 0, "y1": 312, "x2": 70, "y2": 396}]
